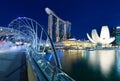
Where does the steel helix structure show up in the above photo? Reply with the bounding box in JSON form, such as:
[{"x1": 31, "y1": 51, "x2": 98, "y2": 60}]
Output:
[
  {"x1": 8, "y1": 17, "x2": 62, "y2": 68},
  {"x1": 8, "y1": 17, "x2": 75, "y2": 81}
]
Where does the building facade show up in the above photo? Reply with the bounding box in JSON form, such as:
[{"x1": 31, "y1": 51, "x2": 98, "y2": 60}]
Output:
[
  {"x1": 111, "y1": 27, "x2": 120, "y2": 45},
  {"x1": 45, "y1": 8, "x2": 71, "y2": 42}
]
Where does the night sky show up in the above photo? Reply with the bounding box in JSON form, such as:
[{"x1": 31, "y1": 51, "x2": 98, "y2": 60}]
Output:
[{"x1": 0, "y1": 0, "x2": 120, "y2": 39}]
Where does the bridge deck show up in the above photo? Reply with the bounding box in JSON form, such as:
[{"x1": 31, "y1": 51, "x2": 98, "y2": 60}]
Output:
[{"x1": 0, "y1": 51, "x2": 28, "y2": 81}]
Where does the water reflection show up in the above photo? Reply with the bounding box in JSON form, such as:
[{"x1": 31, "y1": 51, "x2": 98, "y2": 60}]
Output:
[
  {"x1": 98, "y1": 50, "x2": 115, "y2": 77},
  {"x1": 61, "y1": 50, "x2": 84, "y2": 72},
  {"x1": 88, "y1": 51, "x2": 99, "y2": 71},
  {"x1": 116, "y1": 50, "x2": 120, "y2": 75},
  {"x1": 57, "y1": 49, "x2": 120, "y2": 81}
]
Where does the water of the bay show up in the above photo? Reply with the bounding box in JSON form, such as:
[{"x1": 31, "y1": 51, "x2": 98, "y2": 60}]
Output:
[{"x1": 55, "y1": 49, "x2": 120, "y2": 81}]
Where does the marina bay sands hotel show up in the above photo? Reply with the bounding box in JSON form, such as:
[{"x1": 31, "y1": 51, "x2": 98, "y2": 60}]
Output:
[{"x1": 45, "y1": 8, "x2": 71, "y2": 42}]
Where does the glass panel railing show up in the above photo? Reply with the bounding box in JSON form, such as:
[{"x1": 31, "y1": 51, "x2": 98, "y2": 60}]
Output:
[{"x1": 30, "y1": 52, "x2": 75, "y2": 81}]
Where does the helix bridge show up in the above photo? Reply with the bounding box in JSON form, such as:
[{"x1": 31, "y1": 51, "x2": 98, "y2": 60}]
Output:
[{"x1": 0, "y1": 17, "x2": 75, "y2": 81}]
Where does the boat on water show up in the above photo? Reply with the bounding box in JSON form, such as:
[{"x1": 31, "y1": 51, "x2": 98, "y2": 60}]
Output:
[
  {"x1": 88, "y1": 48, "x2": 94, "y2": 51},
  {"x1": 86, "y1": 48, "x2": 95, "y2": 51}
]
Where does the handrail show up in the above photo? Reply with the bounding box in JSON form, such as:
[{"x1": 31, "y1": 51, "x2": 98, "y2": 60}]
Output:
[{"x1": 27, "y1": 48, "x2": 75, "y2": 81}]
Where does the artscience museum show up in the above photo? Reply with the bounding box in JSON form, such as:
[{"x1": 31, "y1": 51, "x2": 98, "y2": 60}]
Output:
[{"x1": 87, "y1": 26, "x2": 115, "y2": 45}]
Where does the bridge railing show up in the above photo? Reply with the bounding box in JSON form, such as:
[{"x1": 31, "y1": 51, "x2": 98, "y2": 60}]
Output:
[{"x1": 28, "y1": 49, "x2": 75, "y2": 81}]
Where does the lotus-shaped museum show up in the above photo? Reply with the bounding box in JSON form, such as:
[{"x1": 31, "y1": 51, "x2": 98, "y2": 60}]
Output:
[{"x1": 87, "y1": 26, "x2": 115, "y2": 45}]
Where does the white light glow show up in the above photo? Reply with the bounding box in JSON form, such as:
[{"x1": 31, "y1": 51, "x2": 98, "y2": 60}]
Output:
[
  {"x1": 87, "y1": 26, "x2": 115, "y2": 44},
  {"x1": 45, "y1": 8, "x2": 53, "y2": 15},
  {"x1": 99, "y1": 50, "x2": 115, "y2": 77},
  {"x1": 100, "y1": 26, "x2": 110, "y2": 39},
  {"x1": 92, "y1": 29, "x2": 100, "y2": 43},
  {"x1": 88, "y1": 51, "x2": 97, "y2": 68}
]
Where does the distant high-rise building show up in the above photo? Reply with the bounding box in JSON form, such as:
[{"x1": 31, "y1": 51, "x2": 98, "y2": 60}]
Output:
[
  {"x1": 45, "y1": 8, "x2": 71, "y2": 42},
  {"x1": 111, "y1": 27, "x2": 120, "y2": 45}
]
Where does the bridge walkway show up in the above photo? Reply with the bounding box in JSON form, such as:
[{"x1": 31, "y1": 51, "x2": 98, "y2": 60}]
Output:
[{"x1": 0, "y1": 51, "x2": 28, "y2": 81}]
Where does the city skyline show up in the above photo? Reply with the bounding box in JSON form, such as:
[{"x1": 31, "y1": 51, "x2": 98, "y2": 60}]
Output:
[{"x1": 0, "y1": 0, "x2": 120, "y2": 39}]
